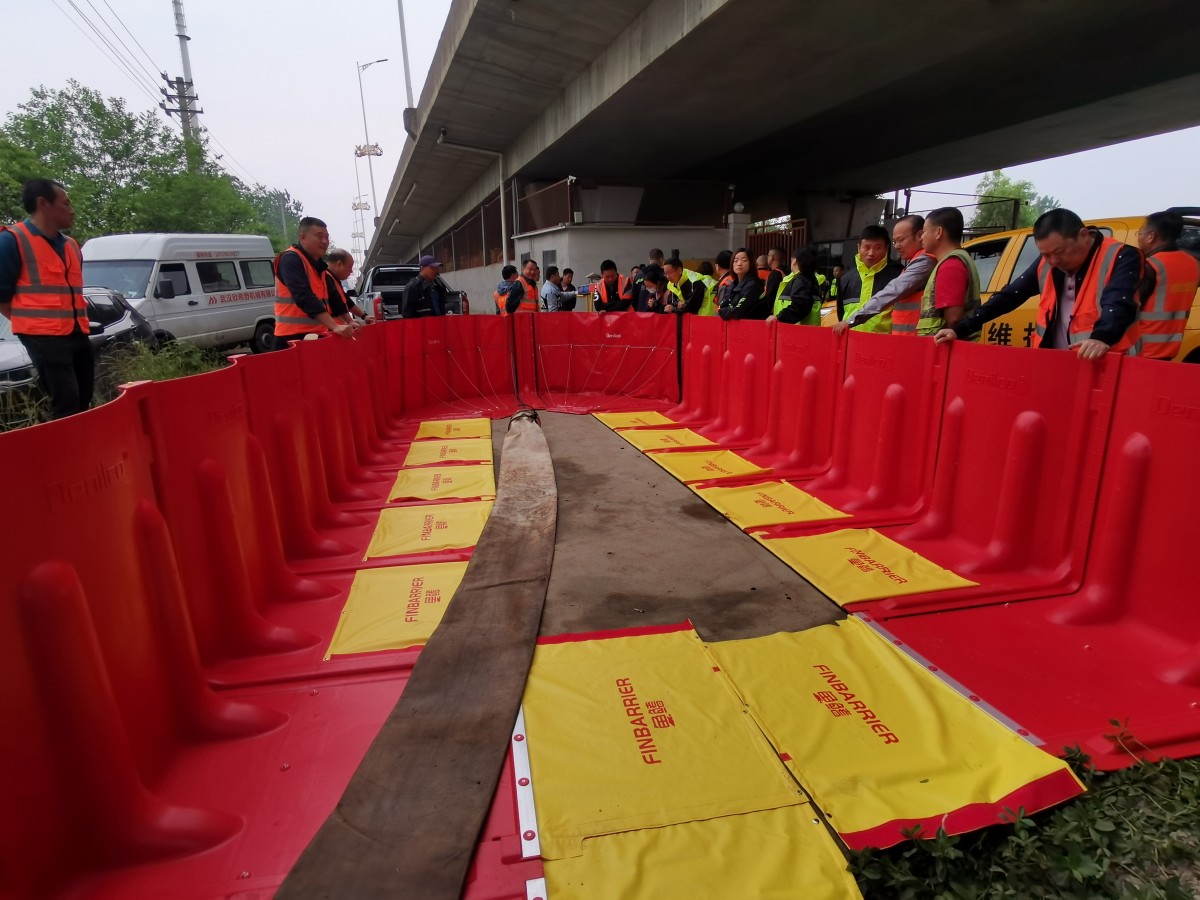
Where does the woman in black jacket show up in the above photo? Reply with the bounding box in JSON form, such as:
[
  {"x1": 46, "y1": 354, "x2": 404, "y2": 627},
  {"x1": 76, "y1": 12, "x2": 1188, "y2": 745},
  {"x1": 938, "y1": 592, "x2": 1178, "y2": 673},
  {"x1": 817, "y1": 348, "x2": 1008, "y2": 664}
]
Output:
[{"x1": 718, "y1": 248, "x2": 767, "y2": 319}]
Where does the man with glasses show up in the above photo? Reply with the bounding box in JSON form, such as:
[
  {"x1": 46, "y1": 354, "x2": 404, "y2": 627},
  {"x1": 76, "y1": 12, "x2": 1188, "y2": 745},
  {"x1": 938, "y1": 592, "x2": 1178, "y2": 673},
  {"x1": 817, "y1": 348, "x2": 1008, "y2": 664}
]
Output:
[{"x1": 833, "y1": 215, "x2": 935, "y2": 335}]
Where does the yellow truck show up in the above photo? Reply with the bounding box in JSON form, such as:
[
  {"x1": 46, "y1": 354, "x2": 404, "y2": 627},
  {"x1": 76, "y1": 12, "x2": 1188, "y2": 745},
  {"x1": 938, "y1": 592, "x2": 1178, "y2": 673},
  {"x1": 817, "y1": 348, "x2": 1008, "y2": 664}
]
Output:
[{"x1": 963, "y1": 212, "x2": 1200, "y2": 362}]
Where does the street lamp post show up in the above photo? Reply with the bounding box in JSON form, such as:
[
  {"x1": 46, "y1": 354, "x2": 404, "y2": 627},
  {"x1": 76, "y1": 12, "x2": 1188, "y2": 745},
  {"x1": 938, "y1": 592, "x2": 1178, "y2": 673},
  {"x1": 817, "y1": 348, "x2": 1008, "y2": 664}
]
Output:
[{"x1": 356, "y1": 58, "x2": 387, "y2": 227}]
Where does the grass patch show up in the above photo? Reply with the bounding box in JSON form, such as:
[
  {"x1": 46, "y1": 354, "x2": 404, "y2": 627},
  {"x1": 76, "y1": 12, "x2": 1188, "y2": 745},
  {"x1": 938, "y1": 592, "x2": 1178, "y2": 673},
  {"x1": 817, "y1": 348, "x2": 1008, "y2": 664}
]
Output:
[
  {"x1": 94, "y1": 340, "x2": 225, "y2": 402},
  {"x1": 0, "y1": 341, "x2": 226, "y2": 431},
  {"x1": 850, "y1": 748, "x2": 1200, "y2": 899},
  {"x1": 0, "y1": 387, "x2": 50, "y2": 431}
]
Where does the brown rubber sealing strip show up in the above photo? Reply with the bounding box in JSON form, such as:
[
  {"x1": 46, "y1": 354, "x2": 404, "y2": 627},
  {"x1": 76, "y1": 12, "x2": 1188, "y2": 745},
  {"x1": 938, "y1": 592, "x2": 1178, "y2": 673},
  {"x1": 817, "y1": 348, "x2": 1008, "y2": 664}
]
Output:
[{"x1": 278, "y1": 414, "x2": 556, "y2": 899}]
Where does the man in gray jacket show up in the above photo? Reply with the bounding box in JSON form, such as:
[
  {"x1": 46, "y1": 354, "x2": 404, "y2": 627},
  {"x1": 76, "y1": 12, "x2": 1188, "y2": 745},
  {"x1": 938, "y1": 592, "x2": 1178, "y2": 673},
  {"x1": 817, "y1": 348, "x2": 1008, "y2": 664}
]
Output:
[{"x1": 833, "y1": 215, "x2": 935, "y2": 333}]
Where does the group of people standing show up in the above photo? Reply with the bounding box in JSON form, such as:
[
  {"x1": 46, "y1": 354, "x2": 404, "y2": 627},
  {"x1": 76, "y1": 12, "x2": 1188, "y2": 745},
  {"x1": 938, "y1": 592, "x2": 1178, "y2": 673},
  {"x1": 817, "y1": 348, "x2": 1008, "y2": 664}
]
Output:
[{"x1": 487, "y1": 204, "x2": 1198, "y2": 363}]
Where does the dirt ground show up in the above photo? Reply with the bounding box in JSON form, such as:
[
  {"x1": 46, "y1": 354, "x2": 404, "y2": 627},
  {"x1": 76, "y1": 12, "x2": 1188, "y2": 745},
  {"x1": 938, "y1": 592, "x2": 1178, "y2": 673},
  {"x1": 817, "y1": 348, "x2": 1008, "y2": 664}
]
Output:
[{"x1": 495, "y1": 411, "x2": 841, "y2": 642}]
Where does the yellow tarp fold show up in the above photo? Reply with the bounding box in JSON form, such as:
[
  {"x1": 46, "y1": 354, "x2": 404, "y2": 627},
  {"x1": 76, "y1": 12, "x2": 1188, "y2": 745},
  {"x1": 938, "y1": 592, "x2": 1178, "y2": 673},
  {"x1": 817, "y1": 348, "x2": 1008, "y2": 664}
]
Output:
[
  {"x1": 755, "y1": 527, "x2": 976, "y2": 604},
  {"x1": 619, "y1": 428, "x2": 716, "y2": 451},
  {"x1": 648, "y1": 449, "x2": 770, "y2": 483},
  {"x1": 545, "y1": 805, "x2": 862, "y2": 900},
  {"x1": 388, "y1": 465, "x2": 495, "y2": 502},
  {"x1": 593, "y1": 410, "x2": 678, "y2": 429},
  {"x1": 707, "y1": 617, "x2": 1084, "y2": 849},
  {"x1": 325, "y1": 562, "x2": 468, "y2": 657},
  {"x1": 696, "y1": 480, "x2": 850, "y2": 529},
  {"x1": 363, "y1": 500, "x2": 493, "y2": 559},
  {"x1": 402, "y1": 438, "x2": 493, "y2": 467},
  {"x1": 414, "y1": 417, "x2": 492, "y2": 440},
  {"x1": 523, "y1": 625, "x2": 803, "y2": 860}
]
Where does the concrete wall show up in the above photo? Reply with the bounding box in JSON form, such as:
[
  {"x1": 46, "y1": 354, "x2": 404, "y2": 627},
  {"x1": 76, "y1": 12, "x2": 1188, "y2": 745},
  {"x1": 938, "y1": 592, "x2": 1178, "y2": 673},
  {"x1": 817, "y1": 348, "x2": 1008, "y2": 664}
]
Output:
[{"x1": 443, "y1": 224, "x2": 736, "y2": 315}]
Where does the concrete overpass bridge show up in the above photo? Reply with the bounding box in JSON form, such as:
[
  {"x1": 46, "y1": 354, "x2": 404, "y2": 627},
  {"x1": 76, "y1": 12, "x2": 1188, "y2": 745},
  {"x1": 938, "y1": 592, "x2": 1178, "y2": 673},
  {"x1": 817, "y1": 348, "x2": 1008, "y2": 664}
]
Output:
[{"x1": 367, "y1": 0, "x2": 1200, "y2": 296}]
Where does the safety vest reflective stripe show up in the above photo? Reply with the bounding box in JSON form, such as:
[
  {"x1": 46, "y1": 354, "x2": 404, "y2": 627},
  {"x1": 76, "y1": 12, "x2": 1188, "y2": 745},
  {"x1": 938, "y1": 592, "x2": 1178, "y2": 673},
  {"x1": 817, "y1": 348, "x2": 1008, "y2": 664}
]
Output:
[
  {"x1": 3, "y1": 222, "x2": 89, "y2": 337},
  {"x1": 1140, "y1": 251, "x2": 1199, "y2": 360},
  {"x1": 273, "y1": 247, "x2": 330, "y2": 336},
  {"x1": 13, "y1": 285, "x2": 76, "y2": 295},
  {"x1": 10, "y1": 307, "x2": 78, "y2": 317},
  {"x1": 891, "y1": 251, "x2": 937, "y2": 335},
  {"x1": 1034, "y1": 237, "x2": 1140, "y2": 356}
]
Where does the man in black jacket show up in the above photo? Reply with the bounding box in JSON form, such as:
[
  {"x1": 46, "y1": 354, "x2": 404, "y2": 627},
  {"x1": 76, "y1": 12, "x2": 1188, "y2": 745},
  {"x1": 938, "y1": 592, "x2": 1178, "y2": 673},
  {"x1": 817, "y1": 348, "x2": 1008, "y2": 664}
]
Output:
[
  {"x1": 935, "y1": 209, "x2": 1142, "y2": 360},
  {"x1": 401, "y1": 255, "x2": 447, "y2": 318},
  {"x1": 836, "y1": 225, "x2": 903, "y2": 329}
]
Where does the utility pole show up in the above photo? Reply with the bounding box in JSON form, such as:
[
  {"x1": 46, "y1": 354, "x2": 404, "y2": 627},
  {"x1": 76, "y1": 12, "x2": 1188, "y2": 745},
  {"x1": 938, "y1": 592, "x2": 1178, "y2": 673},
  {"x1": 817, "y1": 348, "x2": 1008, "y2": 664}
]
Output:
[{"x1": 160, "y1": 0, "x2": 203, "y2": 168}]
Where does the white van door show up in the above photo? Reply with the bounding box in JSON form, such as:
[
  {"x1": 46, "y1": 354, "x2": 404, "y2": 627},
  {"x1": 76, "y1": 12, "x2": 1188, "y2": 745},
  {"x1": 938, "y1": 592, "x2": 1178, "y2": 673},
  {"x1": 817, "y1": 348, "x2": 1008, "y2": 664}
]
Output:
[{"x1": 146, "y1": 261, "x2": 215, "y2": 344}]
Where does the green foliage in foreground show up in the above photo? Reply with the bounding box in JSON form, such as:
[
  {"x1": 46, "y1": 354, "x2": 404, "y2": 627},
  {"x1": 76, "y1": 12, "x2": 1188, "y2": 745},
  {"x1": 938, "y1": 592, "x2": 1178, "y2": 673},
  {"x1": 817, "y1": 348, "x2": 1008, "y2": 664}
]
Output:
[
  {"x1": 0, "y1": 340, "x2": 225, "y2": 432},
  {"x1": 851, "y1": 748, "x2": 1200, "y2": 899},
  {"x1": 94, "y1": 340, "x2": 224, "y2": 402}
]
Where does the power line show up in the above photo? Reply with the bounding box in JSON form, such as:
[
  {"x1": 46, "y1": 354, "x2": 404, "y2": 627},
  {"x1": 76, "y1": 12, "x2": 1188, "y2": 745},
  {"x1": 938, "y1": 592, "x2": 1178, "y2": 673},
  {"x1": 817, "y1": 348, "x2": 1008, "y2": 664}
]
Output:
[
  {"x1": 100, "y1": 0, "x2": 164, "y2": 75},
  {"x1": 51, "y1": 0, "x2": 161, "y2": 110},
  {"x1": 200, "y1": 127, "x2": 260, "y2": 185},
  {"x1": 67, "y1": 0, "x2": 159, "y2": 97},
  {"x1": 64, "y1": 0, "x2": 160, "y2": 102},
  {"x1": 85, "y1": 0, "x2": 161, "y2": 88},
  {"x1": 52, "y1": 1, "x2": 263, "y2": 193}
]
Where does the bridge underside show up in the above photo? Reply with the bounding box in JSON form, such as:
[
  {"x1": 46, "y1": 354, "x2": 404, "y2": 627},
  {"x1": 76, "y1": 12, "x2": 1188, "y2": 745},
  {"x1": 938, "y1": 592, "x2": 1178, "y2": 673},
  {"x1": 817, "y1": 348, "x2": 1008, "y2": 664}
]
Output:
[{"x1": 371, "y1": 0, "x2": 1200, "y2": 263}]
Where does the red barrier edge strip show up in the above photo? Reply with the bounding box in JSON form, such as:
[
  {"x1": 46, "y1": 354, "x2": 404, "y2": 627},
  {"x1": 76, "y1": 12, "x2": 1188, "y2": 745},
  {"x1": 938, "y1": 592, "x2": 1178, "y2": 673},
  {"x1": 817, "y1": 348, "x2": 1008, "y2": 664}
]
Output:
[
  {"x1": 836, "y1": 767, "x2": 1085, "y2": 850},
  {"x1": 536, "y1": 620, "x2": 695, "y2": 645}
]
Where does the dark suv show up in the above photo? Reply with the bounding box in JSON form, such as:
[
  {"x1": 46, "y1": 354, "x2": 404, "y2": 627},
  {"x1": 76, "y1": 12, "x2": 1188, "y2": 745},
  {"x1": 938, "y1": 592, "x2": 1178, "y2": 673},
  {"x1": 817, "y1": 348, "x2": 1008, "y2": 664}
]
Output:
[{"x1": 360, "y1": 265, "x2": 470, "y2": 319}]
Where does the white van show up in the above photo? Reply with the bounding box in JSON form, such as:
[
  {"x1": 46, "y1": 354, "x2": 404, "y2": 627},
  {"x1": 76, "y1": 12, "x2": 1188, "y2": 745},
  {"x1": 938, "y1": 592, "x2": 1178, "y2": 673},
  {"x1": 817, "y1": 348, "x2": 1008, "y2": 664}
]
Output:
[{"x1": 81, "y1": 233, "x2": 280, "y2": 353}]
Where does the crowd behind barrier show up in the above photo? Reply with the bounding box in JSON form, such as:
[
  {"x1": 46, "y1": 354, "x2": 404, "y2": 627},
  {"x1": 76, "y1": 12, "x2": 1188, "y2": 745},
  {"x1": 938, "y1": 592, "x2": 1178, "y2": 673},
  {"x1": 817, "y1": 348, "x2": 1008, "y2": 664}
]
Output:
[{"x1": 2, "y1": 308, "x2": 1199, "y2": 892}]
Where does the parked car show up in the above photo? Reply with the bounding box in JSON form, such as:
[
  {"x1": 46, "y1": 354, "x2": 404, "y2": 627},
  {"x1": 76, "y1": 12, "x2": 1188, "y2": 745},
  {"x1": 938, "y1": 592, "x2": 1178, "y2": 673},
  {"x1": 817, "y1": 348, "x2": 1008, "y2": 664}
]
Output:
[
  {"x1": 0, "y1": 315, "x2": 36, "y2": 395},
  {"x1": 84, "y1": 286, "x2": 159, "y2": 353},
  {"x1": 0, "y1": 287, "x2": 158, "y2": 396},
  {"x1": 963, "y1": 210, "x2": 1200, "y2": 361},
  {"x1": 360, "y1": 264, "x2": 470, "y2": 319}
]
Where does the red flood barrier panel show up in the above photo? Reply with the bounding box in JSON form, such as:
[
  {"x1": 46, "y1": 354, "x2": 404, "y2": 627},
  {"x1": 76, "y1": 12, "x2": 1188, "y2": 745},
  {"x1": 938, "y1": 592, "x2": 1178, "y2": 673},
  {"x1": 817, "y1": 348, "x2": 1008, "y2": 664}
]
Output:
[
  {"x1": 874, "y1": 357, "x2": 1200, "y2": 769},
  {"x1": 694, "y1": 319, "x2": 774, "y2": 447},
  {"x1": 749, "y1": 331, "x2": 947, "y2": 531},
  {"x1": 294, "y1": 328, "x2": 410, "y2": 470},
  {"x1": 398, "y1": 315, "x2": 520, "y2": 420},
  {"x1": 666, "y1": 314, "x2": 725, "y2": 425},
  {"x1": 739, "y1": 324, "x2": 843, "y2": 477},
  {"x1": 530, "y1": 311, "x2": 680, "y2": 413},
  {"x1": 125, "y1": 369, "x2": 405, "y2": 686},
  {"x1": 854, "y1": 340, "x2": 1120, "y2": 617},
  {"x1": 0, "y1": 396, "x2": 412, "y2": 896},
  {"x1": 238, "y1": 344, "x2": 385, "y2": 518}
]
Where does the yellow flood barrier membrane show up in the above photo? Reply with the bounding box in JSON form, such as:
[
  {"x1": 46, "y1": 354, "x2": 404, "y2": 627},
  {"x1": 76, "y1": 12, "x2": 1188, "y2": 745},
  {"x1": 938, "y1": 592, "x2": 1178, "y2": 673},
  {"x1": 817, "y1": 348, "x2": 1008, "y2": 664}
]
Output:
[
  {"x1": 753, "y1": 527, "x2": 976, "y2": 605},
  {"x1": 545, "y1": 805, "x2": 862, "y2": 900},
  {"x1": 325, "y1": 561, "x2": 469, "y2": 657},
  {"x1": 363, "y1": 500, "x2": 494, "y2": 559},
  {"x1": 695, "y1": 480, "x2": 851, "y2": 529},
  {"x1": 388, "y1": 464, "x2": 496, "y2": 503},
  {"x1": 593, "y1": 410, "x2": 678, "y2": 429},
  {"x1": 619, "y1": 427, "x2": 716, "y2": 451},
  {"x1": 707, "y1": 617, "x2": 1084, "y2": 849},
  {"x1": 648, "y1": 448, "x2": 770, "y2": 483},
  {"x1": 522, "y1": 623, "x2": 804, "y2": 860},
  {"x1": 403, "y1": 437, "x2": 494, "y2": 467},
  {"x1": 414, "y1": 417, "x2": 493, "y2": 440}
]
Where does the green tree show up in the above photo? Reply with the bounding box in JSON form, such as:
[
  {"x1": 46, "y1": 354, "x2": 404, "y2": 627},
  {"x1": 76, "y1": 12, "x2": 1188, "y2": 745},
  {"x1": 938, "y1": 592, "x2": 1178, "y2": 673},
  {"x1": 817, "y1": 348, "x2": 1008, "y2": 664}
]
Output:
[
  {"x1": 0, "y1": 132, "x2": 47, "y2": 222},
  {"x1": 2, "y1": 81, "x2": 303, "y2": 245},
  {"x1": 971, "y1": 170, "x2": 1060, "y2": 230}
]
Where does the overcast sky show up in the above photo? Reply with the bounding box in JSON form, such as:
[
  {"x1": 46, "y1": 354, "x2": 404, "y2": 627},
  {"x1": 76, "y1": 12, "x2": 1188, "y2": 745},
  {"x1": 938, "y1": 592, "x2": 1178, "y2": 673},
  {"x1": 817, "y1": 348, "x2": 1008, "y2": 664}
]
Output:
[{"x1": 5, "y1": 0, "x2": 1200, "y2": 259}]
